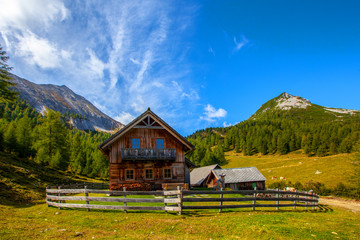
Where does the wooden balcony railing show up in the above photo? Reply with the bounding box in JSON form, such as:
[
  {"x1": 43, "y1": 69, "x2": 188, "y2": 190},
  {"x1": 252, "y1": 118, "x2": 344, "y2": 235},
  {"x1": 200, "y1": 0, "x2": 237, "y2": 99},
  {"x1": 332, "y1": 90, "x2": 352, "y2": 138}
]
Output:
[{"x1": 121, "y1": 148, "x2": 176, "y2": 160}]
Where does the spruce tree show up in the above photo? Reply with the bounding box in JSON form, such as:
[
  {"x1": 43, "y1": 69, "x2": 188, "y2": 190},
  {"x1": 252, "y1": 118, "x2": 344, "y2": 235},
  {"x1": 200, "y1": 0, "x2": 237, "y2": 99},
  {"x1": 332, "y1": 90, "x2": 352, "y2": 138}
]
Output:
[{"x1": 0, "y1": 45, "x2": 17, "y2": 102}]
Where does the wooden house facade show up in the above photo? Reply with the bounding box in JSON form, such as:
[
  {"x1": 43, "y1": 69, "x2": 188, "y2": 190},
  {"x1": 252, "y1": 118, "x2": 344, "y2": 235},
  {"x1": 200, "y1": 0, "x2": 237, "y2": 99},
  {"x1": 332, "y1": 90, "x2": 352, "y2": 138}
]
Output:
[{"x1": 98, "y1": 108, "x2": 195, "y2": 191}]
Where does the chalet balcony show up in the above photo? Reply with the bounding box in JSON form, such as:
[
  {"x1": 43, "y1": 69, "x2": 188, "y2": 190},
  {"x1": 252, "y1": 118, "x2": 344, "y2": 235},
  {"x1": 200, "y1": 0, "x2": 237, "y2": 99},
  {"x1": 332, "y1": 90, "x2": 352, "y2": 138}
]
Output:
[{"x1": 121, "y1": 148, "x2": 176, "y2": 161}]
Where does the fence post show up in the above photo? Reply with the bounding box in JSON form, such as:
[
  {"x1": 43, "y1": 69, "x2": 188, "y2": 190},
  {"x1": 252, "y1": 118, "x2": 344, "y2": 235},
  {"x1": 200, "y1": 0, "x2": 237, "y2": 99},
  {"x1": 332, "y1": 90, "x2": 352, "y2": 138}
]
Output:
[
  {"x1": 164, "y1": 191, "x2": 167, "y2": 213},
  {"x1": 85, "y1": 185, "x2": 89, "y2": 211},
  {"x1": 219, "y1": 188, "x2": 223, "y2": 213},
  {"x1": 252, "y1": 187, "x2": 257, "y2": 211},
  {"x1": 177, "y1": 186, "x2": 182, "y2": 215},
  {"x1": 124, "y1": 187, "x2": 127, "y2": 213},
  {"x1": 276, "y1": 188, "x2": 279, "y2": 210},
  {"x1": 305, "y1": 191, "x2": 308, "y2": 210},
  {"x1": 58, "y1": 186, "x2": 61, "y2": 210},
  {"x1": 311, "y1": 191, "x2": 315, "y2": 210},
  {"x1": 293, "y1": 190, "x2": 297, "y2": 210}
]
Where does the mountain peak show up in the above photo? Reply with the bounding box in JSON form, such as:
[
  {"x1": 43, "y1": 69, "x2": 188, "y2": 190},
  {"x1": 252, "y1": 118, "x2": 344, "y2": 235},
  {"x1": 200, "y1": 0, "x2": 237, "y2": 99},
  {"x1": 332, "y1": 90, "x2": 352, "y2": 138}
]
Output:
[
  {"x1": 279, "y1": 92, "x2": 293, "y2": 99},
  {"x1": 276, "y1": 92, "x2": 311, "y2": 110},
  {"x1": 11, "y1": 74, "x2": 124, "y2": 131}
]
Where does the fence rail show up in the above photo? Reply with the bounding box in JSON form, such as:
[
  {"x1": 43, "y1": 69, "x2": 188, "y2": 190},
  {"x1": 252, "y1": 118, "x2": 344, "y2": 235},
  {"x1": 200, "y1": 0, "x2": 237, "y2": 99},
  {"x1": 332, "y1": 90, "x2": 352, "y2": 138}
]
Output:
[{"x1": 46, "y1": 186, "x2": 319, "y2": 214}]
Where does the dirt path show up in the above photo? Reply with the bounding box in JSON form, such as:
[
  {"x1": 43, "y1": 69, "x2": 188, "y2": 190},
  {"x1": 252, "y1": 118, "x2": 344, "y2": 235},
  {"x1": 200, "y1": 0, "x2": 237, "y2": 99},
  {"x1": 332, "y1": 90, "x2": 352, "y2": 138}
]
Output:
[{"x1": 320, "y1": 197, "x2": 360, "y2": 213}]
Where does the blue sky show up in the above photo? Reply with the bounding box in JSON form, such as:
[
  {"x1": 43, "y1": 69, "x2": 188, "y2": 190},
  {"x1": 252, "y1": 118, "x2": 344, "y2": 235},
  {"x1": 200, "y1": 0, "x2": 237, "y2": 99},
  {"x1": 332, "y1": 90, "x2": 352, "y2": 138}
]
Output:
[{"x1": 1, "y1": 0, "x2": 360, "y2": 135}]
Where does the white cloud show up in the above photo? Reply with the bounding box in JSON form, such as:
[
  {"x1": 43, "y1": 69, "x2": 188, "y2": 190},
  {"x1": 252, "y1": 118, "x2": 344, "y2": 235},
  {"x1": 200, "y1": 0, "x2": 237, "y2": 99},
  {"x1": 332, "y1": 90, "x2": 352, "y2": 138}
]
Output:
[
  {"x1": 0, "y1": 1, "x2": 202, "y2": 134},
  {"x1": 223, "y1": 122, "x2": 234, "y2": 127},
  {"x1": 201, "y1": 104, "x2": 227, "y2": 122},
  {"x1": 233, "y1": 35, "x2": 248, "y2": 52},
  {"x1": 0, "y1": 0, "x2": 67, "y2": 31},
  {"x1": 114, "y1": 112, "x2": 136, "y2": 124},
  {"x1": 86, "y1": 48, "x2": 106, "y2": 80},
  {"x1": 15, "y1": 31, "x2": 69, "y2": 69}
]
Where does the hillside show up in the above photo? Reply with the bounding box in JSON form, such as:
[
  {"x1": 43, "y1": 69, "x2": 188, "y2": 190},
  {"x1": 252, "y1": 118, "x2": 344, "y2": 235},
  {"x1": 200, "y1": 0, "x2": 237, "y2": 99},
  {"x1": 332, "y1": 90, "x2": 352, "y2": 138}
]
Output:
[
  {"x1": 0, "y1": 152, "x2": 103, "y2": 205},
  {"x1": 10, "y1": 74, "x2": 124, "y2": 131},
  {"x1": 187, "y1": 92, "x2": 360, "y2": 167},
  {"x1": 224, "y1": 151, "x2": 358, "y2": 188}
]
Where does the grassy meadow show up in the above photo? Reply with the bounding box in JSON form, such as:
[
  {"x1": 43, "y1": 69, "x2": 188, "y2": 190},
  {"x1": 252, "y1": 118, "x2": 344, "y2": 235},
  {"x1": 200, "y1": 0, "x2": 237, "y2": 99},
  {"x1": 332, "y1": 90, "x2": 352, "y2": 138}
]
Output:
[
  {"x1": 224, "y1": 151, "x2": 358, "y2": 188},
  {"x1": 1, "y1": 201, "x2": 359, "y2": 240},
  {"x1": 1, "y1": 150, "x2": 360, "y2": 239}
]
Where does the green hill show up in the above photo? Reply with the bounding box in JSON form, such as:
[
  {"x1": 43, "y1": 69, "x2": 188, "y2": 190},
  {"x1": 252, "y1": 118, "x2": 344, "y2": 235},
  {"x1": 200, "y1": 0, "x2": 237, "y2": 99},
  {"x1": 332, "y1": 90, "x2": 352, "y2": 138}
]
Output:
[
  {"x1": 0, "y1": 151, "x2": 103, "y2": 205},
  {"x1": 224, "y1": 151, "x2": 358, "y2": 188},
  {"x1": 187, "y1": 92, "x2": 360, "y2": 167}
]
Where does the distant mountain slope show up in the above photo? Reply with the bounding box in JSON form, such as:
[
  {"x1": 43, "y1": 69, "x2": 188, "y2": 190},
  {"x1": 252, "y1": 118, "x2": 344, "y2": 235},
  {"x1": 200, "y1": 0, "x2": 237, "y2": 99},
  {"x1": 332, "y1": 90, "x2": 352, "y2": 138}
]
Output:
[
  {"x1": 250, "y1": 92, "x2": 360, "y2": 121},
  {"x1": 187, "y1": 92, "x2": 360, "y2": 165},
  {"x1": 11, "y1": 74, "x2": 124, "y2": 131}
]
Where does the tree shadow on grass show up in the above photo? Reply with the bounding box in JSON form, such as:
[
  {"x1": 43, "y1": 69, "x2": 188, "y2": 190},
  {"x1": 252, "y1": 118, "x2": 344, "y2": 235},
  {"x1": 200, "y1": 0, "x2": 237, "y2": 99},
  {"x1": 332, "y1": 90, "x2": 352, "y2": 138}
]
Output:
[{"x1": 317, "y1": 204, "x2": 333, "y2": 212}]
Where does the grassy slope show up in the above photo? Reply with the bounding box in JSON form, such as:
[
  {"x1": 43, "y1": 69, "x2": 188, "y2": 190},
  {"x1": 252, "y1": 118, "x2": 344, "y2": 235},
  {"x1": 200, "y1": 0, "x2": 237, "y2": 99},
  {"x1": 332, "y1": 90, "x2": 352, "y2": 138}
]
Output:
[
  {"x1": 0, "y1": 152, "x2": 103, "y2": 205},
  {"x1": 0, "y1": 151, "x2": 359, "y2": 239},
  {"x1": 224, "y1": 151, "x2": 357, "y2": 188}
]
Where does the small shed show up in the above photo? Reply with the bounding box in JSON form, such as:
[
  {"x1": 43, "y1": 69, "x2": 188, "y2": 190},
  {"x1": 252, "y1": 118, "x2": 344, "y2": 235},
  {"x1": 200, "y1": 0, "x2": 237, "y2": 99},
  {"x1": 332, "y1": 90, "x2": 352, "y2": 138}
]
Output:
[
  {"x1": 206, "y1": 167, "x2": 266, "y2": 190},
  {"x1": 190, "y1": 164, "x2": 222, "y2": 187}
]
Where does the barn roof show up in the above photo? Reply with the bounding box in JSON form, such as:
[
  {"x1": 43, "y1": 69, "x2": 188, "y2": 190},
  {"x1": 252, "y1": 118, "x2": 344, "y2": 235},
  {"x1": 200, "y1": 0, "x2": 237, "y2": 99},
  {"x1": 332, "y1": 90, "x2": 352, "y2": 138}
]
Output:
[
  {"x1": 212, "y1": 167, "x2": 266, "y2": 184},
  {"x1": 190, "y1": 164, "x2": 221, "y2": 186},
  {"x1": 99, "y1": 108, "x2": 195, "y2": 153}
]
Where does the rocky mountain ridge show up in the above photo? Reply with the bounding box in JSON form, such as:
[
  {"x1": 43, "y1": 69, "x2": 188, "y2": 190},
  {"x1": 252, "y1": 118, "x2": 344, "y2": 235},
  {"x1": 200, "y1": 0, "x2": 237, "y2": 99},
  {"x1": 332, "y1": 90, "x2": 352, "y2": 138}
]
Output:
[
  {"x1": 11, "y1": 74, "x2": 124, "y2": 131},
  {"x1": 250, "y1": 92, "x2": 360, "y2": 120}
]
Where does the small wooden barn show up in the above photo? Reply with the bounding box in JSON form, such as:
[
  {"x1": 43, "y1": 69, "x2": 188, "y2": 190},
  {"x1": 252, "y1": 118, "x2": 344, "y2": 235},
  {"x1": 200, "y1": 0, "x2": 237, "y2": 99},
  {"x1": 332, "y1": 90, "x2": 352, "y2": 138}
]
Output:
[
  {"x1": 98, "y1": 108, "x2": 196, "y2": 191},
  {"x1": 206, "y1": 167, "x2": 266, "y2": 190},
  {"x1": 190, "y1": 164, "x2": 222, "y2": 187}
]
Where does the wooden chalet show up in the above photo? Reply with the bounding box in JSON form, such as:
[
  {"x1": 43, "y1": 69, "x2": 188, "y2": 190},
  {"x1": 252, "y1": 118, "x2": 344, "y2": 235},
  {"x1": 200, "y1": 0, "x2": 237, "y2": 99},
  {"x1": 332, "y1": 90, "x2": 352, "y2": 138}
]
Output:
[{"x1": 98, "y1": 108, "x2": 196, "y2": 191}]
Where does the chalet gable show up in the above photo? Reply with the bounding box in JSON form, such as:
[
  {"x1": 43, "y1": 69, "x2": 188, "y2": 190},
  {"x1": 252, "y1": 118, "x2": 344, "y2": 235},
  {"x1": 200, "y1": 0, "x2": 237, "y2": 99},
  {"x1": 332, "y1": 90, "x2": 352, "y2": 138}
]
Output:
[{"x1": 99, "y1": 108, "x2": 195, "y2": 153}]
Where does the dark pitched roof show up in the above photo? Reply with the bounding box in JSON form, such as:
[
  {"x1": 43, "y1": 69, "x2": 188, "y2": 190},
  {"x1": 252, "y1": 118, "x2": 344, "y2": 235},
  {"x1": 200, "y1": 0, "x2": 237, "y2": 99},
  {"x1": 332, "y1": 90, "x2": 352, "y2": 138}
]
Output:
[
  {"x1": 212, "y1": 167, "x2": 266, "y2": 184},
  {"x1": 185, "y1": 157, "x2": 197, "y2": 168},
  {"x1": 98, "y1": 108, "x2": 195, "y2": 152},
  {"x1": 190, "y1": 164, "x2": 221, "y2": 186}
]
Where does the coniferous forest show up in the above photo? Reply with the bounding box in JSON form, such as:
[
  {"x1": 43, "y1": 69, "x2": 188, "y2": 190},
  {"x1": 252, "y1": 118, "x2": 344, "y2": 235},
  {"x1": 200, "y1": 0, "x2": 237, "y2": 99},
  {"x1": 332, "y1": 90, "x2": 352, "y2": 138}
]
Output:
[
  {"x1": 187, "y1": 110, "x2": 360, "y2": 167},
  {"x1": 0, "y1": 100, "x2": 111, "y2": 179}
]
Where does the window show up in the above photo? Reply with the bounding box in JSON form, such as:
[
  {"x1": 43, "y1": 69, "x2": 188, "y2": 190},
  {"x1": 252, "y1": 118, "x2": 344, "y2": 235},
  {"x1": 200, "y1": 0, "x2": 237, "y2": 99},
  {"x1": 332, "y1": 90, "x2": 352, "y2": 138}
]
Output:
[
  {"x1": 125, "y1": 169, "x2": 134, "y2": 180},
  {"x1": 156, "y1": 139, "x2": 164, "y2": 149},
  {"x1": 132, "y1": 138, "x2": 140, "y2": 148},
  {"x1": 164, "y1": 168, "x2": 172, "y2": 179},
  {"x1": 145, "y1": 169, "x2": 153, "y2": 179}
]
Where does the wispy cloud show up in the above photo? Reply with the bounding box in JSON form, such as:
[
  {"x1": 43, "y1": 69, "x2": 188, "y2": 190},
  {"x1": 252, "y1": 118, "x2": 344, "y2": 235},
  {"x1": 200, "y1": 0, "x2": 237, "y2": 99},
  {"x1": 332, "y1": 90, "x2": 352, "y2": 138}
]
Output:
[
  {"x1": 15, "y1": 31, "x2": 70, "y2": 69},
  {"x1": 0, "y1": 1, "x2": 217, "y2": 134},
  {"x1": 208, "y1": 47, "x2": 215, "y2": 56},
  {"x1": 201, "y1": 104, "x2": 227, "y2": 122},
  {"x1": 114, "y1": 112, "x2": 136, "y2": 124},
  {"x1": 233, "y1": 35, "x2": 248, "y2": 52}
]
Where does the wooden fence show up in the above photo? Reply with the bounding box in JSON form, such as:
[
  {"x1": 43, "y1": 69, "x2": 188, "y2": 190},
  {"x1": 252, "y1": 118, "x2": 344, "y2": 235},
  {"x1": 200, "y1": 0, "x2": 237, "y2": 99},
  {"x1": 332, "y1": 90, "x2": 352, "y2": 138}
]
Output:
[{"x1": 46, "y1": 186, "x2": 319, "y2": 215}]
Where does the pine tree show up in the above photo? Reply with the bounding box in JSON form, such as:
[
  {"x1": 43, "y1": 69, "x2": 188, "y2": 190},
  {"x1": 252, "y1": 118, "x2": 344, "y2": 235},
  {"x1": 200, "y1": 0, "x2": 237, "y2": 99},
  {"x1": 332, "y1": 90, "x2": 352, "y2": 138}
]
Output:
[
  {"x1": 4, "y1": 121, "x2": 17, "y2": 153},
  {"x1": 35, "y1": 147, "x2": 50, "y2": 164},
  {"x1": 50, "y1": 150, "x2": 62, "y2": 168},
  {"x1": 0, "y1": 45, "x2": 17, "y2": 102},
  {"x1": 33, "y1": 110, "x2": 68, "y2": 168},
  {"x1": 16, "y1": 115, "x2": 33, "y2": 157}
]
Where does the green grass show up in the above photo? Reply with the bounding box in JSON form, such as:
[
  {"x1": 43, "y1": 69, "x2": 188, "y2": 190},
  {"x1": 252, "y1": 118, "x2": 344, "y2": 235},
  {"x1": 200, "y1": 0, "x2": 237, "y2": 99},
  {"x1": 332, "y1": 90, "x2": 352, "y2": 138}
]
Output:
[
  {"x1": 0, "y1": 202, "x2": 359, "y2": 239},
  {"x1": 0, "y1": 152, "x2": 104, "y2": 205},
  {"x1": 224, "y1": 151, "x2": 357, "y2": 188}
]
